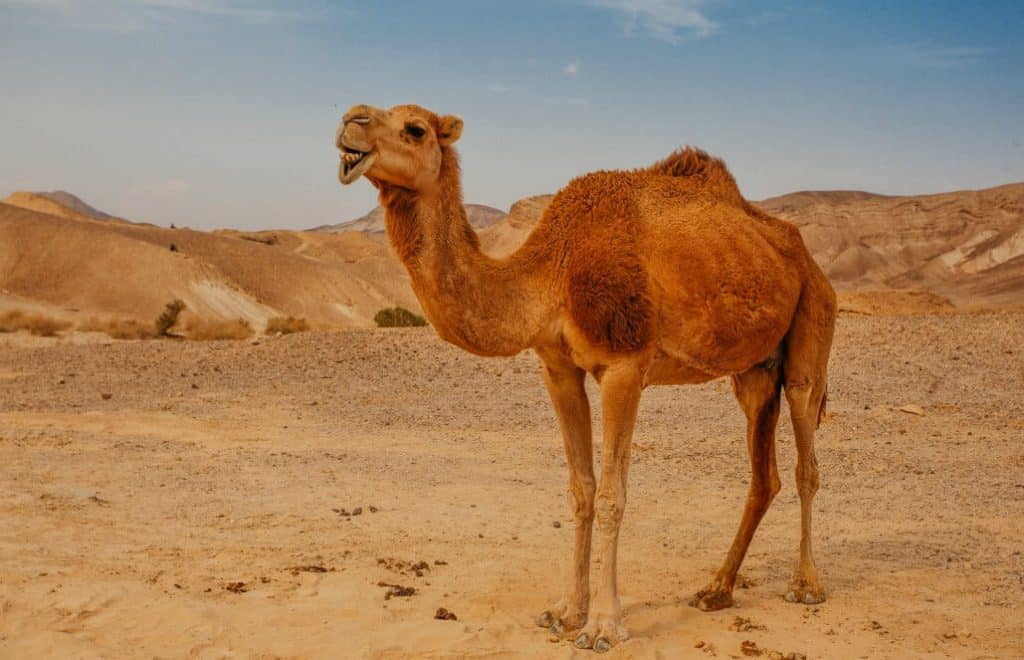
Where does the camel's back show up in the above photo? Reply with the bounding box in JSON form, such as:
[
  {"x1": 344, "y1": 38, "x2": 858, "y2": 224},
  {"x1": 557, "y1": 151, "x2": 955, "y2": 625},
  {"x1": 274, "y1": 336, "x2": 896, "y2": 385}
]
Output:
[{"x1": 538, "y1": 161, "x2": 813, "y2": 371}]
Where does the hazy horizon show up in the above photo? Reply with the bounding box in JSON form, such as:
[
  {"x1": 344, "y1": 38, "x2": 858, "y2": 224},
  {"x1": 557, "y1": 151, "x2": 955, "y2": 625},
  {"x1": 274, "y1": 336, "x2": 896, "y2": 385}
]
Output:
[{"x1": 2, "y1": 0, "x2": 1022, "y2": 231}]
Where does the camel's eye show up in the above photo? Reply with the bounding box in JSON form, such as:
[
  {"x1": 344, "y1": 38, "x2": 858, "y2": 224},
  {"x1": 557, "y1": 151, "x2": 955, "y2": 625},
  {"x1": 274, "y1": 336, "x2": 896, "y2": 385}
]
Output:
[{"x1": 405, "y1": 123, "x2": 426, "y2": 139}]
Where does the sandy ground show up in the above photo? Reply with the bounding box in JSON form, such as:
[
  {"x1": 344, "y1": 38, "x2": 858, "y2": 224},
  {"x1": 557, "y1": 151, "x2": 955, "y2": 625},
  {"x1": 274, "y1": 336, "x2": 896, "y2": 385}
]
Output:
[{"x1": 1, "y1": 314, "x2": 1022, "y2": 659}]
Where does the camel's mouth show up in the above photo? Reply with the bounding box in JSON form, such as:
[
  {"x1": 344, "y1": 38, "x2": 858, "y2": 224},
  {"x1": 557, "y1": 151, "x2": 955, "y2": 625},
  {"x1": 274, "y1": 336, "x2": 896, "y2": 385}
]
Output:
[{"x1": 338, "y1": 145, "x2": 376, "y2": 185}]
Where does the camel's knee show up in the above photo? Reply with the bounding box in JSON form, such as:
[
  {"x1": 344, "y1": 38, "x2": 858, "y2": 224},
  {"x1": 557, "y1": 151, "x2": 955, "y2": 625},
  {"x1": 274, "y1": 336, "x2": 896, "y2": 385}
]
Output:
[
  {"x1": 795, "y1": 462, "x2": 820, "y2": 498},
  {"x1": 785, "y1": 378, "x2": 827, "y2": 423},
  {"x1": 594, "y1": 490, "x2": 625, "y2": 533},
  {"x1": 568, "y1": 476, "x2": 596, "y2": 522},
  {"x1": 784, "y1": 381, "x2": 814, "y2": 419}
]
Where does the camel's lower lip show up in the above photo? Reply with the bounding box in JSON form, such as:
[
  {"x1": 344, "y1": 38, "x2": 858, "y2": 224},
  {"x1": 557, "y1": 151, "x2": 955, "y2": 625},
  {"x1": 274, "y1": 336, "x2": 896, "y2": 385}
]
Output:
[{"x1": 338, "y1": 149, "x2": 375, "y2": 185}]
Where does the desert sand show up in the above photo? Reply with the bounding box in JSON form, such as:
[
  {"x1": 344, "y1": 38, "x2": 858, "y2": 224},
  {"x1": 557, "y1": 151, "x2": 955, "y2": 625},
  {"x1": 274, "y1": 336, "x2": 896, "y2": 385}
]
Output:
[{"x1": 2, "y1": 312, "x2": 1022, "y2": 659}]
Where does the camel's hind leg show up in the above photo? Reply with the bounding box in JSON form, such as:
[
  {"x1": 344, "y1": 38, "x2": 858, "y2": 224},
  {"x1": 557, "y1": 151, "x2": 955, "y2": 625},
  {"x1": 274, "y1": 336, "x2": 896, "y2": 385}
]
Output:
[
  {"x1": 691, "y1": 360, "x2": 783, "y2": 611},
  {"x1": 782, "y1": 277, "x2": 837, "y2": 605}
]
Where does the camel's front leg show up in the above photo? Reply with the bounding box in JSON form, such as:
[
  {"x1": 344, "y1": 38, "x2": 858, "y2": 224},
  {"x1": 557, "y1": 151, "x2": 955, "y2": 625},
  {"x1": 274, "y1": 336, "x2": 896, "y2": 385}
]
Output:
[
  {"x1": 575, "y1": 362, "x2": 642, "y2": 653},
  {"x1": 536, "y1": 354, "x2": 595, "y2": 634}
]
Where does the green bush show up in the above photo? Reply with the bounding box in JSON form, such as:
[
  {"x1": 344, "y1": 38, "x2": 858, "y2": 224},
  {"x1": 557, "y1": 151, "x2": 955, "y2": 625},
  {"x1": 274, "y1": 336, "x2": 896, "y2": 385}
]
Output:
[{"x1": 374, "y1": 307, "x2": 427, "y2": 328}]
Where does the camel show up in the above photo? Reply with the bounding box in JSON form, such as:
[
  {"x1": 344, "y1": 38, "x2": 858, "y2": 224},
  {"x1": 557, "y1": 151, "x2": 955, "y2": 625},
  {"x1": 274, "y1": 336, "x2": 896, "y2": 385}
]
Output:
[{"x1": 335, "y1": 104, "x2": 837, "y2": 653}]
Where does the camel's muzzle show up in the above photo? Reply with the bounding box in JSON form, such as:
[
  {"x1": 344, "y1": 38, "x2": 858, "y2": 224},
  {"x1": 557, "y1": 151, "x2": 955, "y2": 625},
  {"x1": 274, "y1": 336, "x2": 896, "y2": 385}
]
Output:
[{"x1": 336, "y1": 122, "x2": 376, "y2": 185}]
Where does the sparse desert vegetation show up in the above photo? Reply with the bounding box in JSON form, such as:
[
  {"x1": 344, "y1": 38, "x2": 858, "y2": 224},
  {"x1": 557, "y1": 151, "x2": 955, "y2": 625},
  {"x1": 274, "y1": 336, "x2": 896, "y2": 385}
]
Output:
[
  {"x1": 374, "y1": 306, "x2": 427, "y2": 327},
  {"x1": 77, "y1": 316, "x2": 158, "y2": 340},
  {"x1": 0, "y1": 309, "x2": 71, "y2": 336},
  {"x1": 265, "y1": 316, "x2": 310, "y2": 335},
  {"x1": 155, "y1": 299, "x2": 186, "y2": 337},
  {"x1": 185, "y1": 317, "x2": 254, "y2": 341},
  {"x1": 238, "y1": 232, "x2": 280, "y2": 246}
]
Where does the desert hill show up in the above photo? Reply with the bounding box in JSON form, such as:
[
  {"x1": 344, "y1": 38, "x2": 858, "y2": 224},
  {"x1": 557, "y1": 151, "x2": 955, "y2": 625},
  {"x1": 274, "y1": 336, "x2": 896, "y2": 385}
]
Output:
[
  {"x1": 0, "y1": 196, "x2": 419, "y2": 328},
  {"x1": 311, "y1": 203, "x2": 506, "y2": 234},
  {"x1": 478, "y1": 195, "x2": 555, "y2": 258},
  {"x1": 757, "y1": 183, "x2": 1024, "y2": 306},
  {"x1": 2, "y1": 180, "x2": 1021, "y2": 332},
  {"x1": 38, "y1": 190, "x2": 115, "y2": 220},
  {"x1": 3, "y1": 190, "x2": 123, "y2": 223}
]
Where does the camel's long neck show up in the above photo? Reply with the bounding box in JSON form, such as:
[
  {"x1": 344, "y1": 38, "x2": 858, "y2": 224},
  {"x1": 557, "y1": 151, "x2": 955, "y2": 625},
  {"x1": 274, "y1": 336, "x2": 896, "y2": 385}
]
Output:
[{"x1": 378, "y1": 151, "x2": 556, "y2": 356}]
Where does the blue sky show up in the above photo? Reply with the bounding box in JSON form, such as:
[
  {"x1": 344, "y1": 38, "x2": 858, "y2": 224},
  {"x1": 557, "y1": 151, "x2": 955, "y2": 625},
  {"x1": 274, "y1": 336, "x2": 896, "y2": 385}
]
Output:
[{"x1": 1, "y1": 1, "x2": 1022, "y2": 230}]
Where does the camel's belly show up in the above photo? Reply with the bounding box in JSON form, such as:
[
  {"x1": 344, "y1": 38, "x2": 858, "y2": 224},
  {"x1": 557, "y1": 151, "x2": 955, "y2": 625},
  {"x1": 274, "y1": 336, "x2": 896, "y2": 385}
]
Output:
[
  {"x1": 645, "y1": 349, "x2": 721, "y2": 386},
  {"x1": 645, "y1": 245, "x2": 802, "y2": 374}
]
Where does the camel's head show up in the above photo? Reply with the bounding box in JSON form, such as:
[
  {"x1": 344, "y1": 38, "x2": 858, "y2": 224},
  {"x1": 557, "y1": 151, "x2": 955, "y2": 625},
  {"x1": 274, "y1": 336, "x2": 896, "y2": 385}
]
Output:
[{"x1": 335, "y1": 104, "x2": 463, "y2": 190}]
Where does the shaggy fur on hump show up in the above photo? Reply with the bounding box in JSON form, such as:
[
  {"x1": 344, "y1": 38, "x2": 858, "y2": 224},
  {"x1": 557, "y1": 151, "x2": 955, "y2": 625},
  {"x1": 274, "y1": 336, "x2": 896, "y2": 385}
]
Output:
[{"x1": 647, "y1": 146, "x2": 743, "y2": 205}]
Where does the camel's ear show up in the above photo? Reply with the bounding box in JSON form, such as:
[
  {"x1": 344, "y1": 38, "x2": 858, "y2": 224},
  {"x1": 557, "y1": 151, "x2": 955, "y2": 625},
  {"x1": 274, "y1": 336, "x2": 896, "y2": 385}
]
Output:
[{"x1": 437, "y1": 115, "x2": 463, "y2": 146}]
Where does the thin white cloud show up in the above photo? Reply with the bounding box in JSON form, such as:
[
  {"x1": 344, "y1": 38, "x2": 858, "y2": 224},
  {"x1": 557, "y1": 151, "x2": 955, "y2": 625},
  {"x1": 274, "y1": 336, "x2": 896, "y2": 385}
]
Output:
[
  {"x1": 583, "y1": 0, "x2": 718, "y2": 43},
  {"x1": 139, "y1": 0, "x2": 305, "y2": 21},
  {"x1": 868, "y1": 42, "x2": 987, "y2": 69},
  {"x1": 563, "y1": 60, "x2": 580, "y2": 77},
  {"x1": 0, "y1": 0, "x2": 310, "y2": 31}
]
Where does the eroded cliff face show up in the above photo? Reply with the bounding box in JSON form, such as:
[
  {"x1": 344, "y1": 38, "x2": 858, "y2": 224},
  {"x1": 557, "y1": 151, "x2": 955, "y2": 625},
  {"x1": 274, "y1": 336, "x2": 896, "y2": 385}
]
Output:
[{"x1": 757, "y1": 184, "x2": 1024, "y2": 305}]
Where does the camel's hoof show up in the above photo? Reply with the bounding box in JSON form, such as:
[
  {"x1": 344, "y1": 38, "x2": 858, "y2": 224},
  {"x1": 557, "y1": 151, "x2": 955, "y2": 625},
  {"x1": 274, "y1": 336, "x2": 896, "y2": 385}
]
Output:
[
  {"x1": 785, "y1": 584, "x2": 825, "y2": 605},
  {"x1": 594, "y1": 637, "x2": 612, "y2": 653},
  {"x1": 538, "y1": 604, "x2": 585, "y2": 636},
  {"x1": 575, "y1": 632, "x2": 592, "y2": 649},
  {"x1": 690, "y1": 588, "x2": 733, "y2": 612}
]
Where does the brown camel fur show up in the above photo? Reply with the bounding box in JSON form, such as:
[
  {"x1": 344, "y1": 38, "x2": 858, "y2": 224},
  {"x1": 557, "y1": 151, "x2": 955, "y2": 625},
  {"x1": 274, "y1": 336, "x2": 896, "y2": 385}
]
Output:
[{"x1": 336, "y1": 103, "x2": 837, "y2": 653}]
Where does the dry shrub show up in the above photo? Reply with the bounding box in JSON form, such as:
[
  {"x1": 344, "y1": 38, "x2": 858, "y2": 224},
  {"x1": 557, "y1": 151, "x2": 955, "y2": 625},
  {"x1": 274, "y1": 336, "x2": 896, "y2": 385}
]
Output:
[
  {"x1": 78, "y1": 317, "x2": 157, "y2": 340},
  {"x1": 239, "y1": 232, "x2": 279, "y2": 246},
  {"x1": 156, "y1": 299, "x2": 186, "y2": 337},
  {"x1": 0, "y1": 310, "x2": 27, "y2": 333},
  {"x1": 0, "y1": 309, "x2": 72, "y2": 337},
  {"x1": 186, "y1": 317, "x2": 254, "y2": 341},
  {"x1": 374, "y1": 307, "x2": 427, "y2": 328},
  {"x1": 265, "y1": 316, "x2": 310, "y2": 335}
]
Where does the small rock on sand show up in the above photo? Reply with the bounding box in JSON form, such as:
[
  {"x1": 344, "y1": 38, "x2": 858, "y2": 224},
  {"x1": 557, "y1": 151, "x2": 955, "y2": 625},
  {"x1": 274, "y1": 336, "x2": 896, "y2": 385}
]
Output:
[
  {"x1": 434, "y1": 607, "x2": 457, "y2": 621},
  {"x1": 896, "y1": 404, "x2": 926, "y2": 416},
  {"x1": 741, "y1": 640, "x2": 762, "y2": 656}
]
